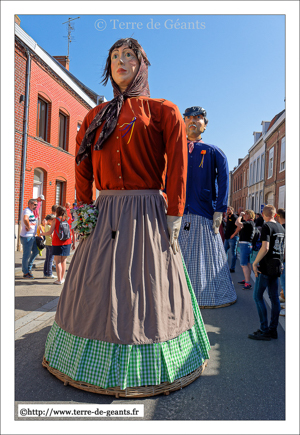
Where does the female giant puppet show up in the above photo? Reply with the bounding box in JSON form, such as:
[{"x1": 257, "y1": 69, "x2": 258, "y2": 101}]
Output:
[{"x1": 42, "y1": 38, "x2": 210, "y2": 397}]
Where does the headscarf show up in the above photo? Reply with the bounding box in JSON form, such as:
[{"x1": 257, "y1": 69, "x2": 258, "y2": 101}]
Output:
[{"x1": 76, "y1": 48, "x2": 150, "y2": 165}]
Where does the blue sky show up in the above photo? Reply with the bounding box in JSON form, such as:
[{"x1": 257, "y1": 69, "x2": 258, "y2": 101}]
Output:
[{"x1": 16, "y1": 13, "x2": 286, "y2": 171}]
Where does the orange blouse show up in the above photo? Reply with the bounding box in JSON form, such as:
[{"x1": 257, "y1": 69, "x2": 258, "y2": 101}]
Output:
[{"x1": 75, "y1": 97, "x2": 187, "y2": 216}]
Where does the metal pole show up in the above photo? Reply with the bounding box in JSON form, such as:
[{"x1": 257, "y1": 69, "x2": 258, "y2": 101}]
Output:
[{"x1": 18, "y1": 49, "x2": 31, "y2": 250}]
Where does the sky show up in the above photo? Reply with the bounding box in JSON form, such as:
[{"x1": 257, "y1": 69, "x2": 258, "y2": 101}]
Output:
[
  {"x1": 14, "y1": 13, "x2": 286, "y2": 172},
  {"x1": 1, "y1": 2, "x2": 300, "y2": 435}
]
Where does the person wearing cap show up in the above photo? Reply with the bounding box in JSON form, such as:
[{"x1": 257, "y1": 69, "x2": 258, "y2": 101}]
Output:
[
  {"x1": 33, "y1": 195, "x2": 45, "y2": 220},
  {"x1": 178, "y1": 106, "x2": 237, "y2": 308},
  {"x1": 20, "y1": 199, "x2": 39, "y2": 278}
]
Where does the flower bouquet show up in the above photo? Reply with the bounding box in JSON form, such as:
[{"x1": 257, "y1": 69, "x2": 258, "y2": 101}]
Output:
[{"x1": 71, "y1": 203, "x2": 99, "y2": 240}]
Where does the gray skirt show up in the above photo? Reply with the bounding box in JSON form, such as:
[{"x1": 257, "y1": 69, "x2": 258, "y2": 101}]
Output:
[{"x1": 55, "y1": 190, "x2": 194, "y2": 345}]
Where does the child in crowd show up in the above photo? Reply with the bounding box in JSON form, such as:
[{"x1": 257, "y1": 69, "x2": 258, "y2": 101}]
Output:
[
  {"x1": 43, "y1": 215, "x2": 56, "y2": 279},
  {"x1": 41, "y1": 206, "x2": 75, "y2": 285},
  {"x1": 37, "y1": 218, "x2": 46, "y2": 238}
]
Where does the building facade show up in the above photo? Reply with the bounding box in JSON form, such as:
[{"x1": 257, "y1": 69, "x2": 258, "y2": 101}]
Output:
[
  {"x1": 15, "y1": 18, "x2": 105, "y2": 249},
  {"x1": 229, "y1": 109, "x2": 285, "y2": 216},
  {"x1": 264, "y1": 110, "x2": 285, "y2": 210},
  {"x1": 247, "y1": 121, "x2": 270, "y2": 214},
  {"x1": 230, "y1": 155, "x2": 249, "y2": 212}
]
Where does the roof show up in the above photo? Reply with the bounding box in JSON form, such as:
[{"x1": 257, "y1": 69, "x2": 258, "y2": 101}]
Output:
[
  {"x1": 267, "y1": 110, "x2": 285, "y2": 132},
  {"x1": 15, "y1": 23, "x2": 106, "y2": 107}
]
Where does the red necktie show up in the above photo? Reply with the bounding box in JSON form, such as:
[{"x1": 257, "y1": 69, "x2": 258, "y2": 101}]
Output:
[{"x1": 188, "y1": 141, "x2": 194, "y2": 154}]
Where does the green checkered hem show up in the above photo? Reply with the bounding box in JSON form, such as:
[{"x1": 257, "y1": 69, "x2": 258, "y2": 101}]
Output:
[{"x1": 44, "y1": 256, "x2": 210, "y2": 390}]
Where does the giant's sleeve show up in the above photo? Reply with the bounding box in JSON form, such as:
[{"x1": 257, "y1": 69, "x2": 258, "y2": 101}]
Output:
[
  {"x1": 162, "y1": 102, "x2": 187, "y2": 216},
  {"x1": 215, "y1": 146, "x2": 229, "y2": 212},
  {"x1": 75, "y1": 111, "x2": 95, "y2": 205}
]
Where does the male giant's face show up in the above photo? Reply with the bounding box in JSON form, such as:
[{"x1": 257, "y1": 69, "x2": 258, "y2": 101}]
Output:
[{"x1": 184, "y1": 114, "x2": 206, "y2": 139}]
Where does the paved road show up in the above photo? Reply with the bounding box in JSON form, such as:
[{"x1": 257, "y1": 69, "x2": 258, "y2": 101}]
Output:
[{"x1": 14, "y1": 247, "x2": 286, "y2": 427}]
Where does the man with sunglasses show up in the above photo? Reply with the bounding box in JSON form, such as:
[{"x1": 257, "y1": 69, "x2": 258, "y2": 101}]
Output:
[{"x1": 20, "y1": 199, "x2": 39, "y2": 278}]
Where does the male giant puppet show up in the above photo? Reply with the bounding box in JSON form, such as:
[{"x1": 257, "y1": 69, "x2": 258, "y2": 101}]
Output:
[{"x1": 179, "y1": 106, "x2": 237, "y2": 308}]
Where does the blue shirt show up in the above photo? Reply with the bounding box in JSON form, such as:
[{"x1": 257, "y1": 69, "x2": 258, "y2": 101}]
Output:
[{"x1": 184, "y1": 141, "x2": 229, "y2": 220}]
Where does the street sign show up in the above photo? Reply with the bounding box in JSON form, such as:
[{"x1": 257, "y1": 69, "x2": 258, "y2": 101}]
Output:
[{"x1": 260, "y1": 204, "x2": 265, "y2": 213}]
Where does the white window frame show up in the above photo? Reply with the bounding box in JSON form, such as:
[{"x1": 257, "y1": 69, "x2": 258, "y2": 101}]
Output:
[
  {"x1": 268, "y1": 147, "x2": 274, "y2": 179},
  {"x1": 261, "y1": 153, "x2": 265, "y2": 180},
  {"x1": 280, "y1": 137, "x2": 285, "y2": 172},
  {"x1": 249, "y1": 163, "x2": 253, "y2": 185},
  {"x1": 253, "y1": 160, "x2": 257, "y2": 185},
  {"x1": 257, "y1": 156, "x2": 260, "y2": 182}
]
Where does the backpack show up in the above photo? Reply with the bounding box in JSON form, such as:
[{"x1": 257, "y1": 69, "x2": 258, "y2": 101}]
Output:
[
  {"x1": 35, "y1": 236, "x2": 45, "y2": 250},
  {"x1": 252, "y1": 227, "x2": 261, "y2": 251},
  {"x1": 55, "y1": 218, "x2": 70, "y2": 241}
]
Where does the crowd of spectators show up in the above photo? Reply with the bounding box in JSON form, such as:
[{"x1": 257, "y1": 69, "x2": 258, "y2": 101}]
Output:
[
  {"x1": 19, "y1": 195, "x2": 77, "y2": 284},
  {"x1": 223, "y1": 205, "x2": 286, "y2": 332}
]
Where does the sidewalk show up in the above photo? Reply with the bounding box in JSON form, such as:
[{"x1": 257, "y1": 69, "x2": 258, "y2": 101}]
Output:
[{"x1": 15, "y1": 242, "x2": 79, "y2": 339}]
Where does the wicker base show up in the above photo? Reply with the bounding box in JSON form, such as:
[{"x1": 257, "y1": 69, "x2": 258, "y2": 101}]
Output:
[
  {"x1": 199, "y1": 298, "x2": 237, "y2": 309},
  {"x1": 42, "y1": 356, "x2": 207, "y2": 398}
]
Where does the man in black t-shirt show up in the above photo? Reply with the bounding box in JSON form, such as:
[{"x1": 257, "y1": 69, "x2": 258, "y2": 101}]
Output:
[
  {"x1": 249, "y1": 205, "x2": 285, "y2": 341},
  {"x1": 224, "y1": 206, "x2": 240, "y2": 272}
]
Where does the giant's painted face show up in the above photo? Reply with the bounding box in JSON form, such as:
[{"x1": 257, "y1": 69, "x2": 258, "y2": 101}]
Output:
[
  {"x1": 184, "y1": 114, "x2": 206, "y2": 138},
  {"x1": 110, "y1": 44, "x2": 139, "y2": 93}
]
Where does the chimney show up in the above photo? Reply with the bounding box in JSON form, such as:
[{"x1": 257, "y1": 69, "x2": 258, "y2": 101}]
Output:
[
  {"x1": 238, "y1": 158, "x2": 243, "y2": 166},
  {"x1": 15, "y1": 15, "x2": 21, "y2": 26},
  {"x1": 53, "y1": 56, "x2": 70, "y2": 71}
]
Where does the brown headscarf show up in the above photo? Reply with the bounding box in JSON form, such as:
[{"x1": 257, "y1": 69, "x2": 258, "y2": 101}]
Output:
[{"x1": 76, "y1": 40, "x2": 150, "y2": 165}]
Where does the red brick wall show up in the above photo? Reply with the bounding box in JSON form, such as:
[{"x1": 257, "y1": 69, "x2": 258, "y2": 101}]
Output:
[{"x1": 15, "y1": 40, "x2": 94, "y2": 225}]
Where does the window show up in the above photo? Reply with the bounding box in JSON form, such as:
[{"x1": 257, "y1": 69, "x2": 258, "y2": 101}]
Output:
[
  {"x1": 59, "y1": 112, "x2": 68, "y2": 150},
  {"x1": 257, "y1": 156, "x2": 260, "y2": 182},
  {"x1": 253, "y1": 160, "x2": 256, "y2": 185},
  {"x1": 278, "y1": 185, "x2": 285, "y2": 209},
  {"x1": 261, "y1": 154, "x2": 265, "y2": 180},
  {"x1": 268, "y1": 147, "x2": 274, "y2": 178},
  {"x1": 56, "y1": 180, "x2": 65, "y2": 206},
  {"x1": 249, "y1": 163, "x2": 253, "y2": 185},
  {"x1": 280, "y1": 137, "x2": 285, "y2": 171},
  {"x1": 37, "y1": 97, "x2": 48, "y2": 141},
  {"x1": 77, "y1": 122, "x2": 82, "y2": 132},
  {"x1": 33, "y1": 169, "x2": 44, "y2": 223}
]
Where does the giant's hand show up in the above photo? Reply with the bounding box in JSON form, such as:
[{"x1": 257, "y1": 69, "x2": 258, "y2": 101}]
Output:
[
  {"x1": 166, "y1": 215, "x2": 182, "y2": 254},
  {"x1": 212, "y1": 212, "x2": 223, "y2": 234}
]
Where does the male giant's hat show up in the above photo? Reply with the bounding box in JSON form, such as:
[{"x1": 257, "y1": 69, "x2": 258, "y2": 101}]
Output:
[{"x1": 183, "y1": 106, "x2": 207, "y2": 118}]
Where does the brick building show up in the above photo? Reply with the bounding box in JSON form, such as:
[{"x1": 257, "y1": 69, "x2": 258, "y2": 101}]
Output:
[
  {"x1": 229, "y1": 109, "x2": 285, "y2": 216},
  {"x1": 230, "y1": 155, "x2": 249, "y2": 212},
  {"x1": 15, "y1": 18, "x2": 105, "y2": 249},
  {"x1": 264, "y1": 110, "x2": 285, "y2": 210}
]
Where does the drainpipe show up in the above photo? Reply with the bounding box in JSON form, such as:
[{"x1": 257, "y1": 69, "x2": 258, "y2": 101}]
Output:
[{"x1": 17, "y1": 49, "x2": 31, "y2": 250}]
